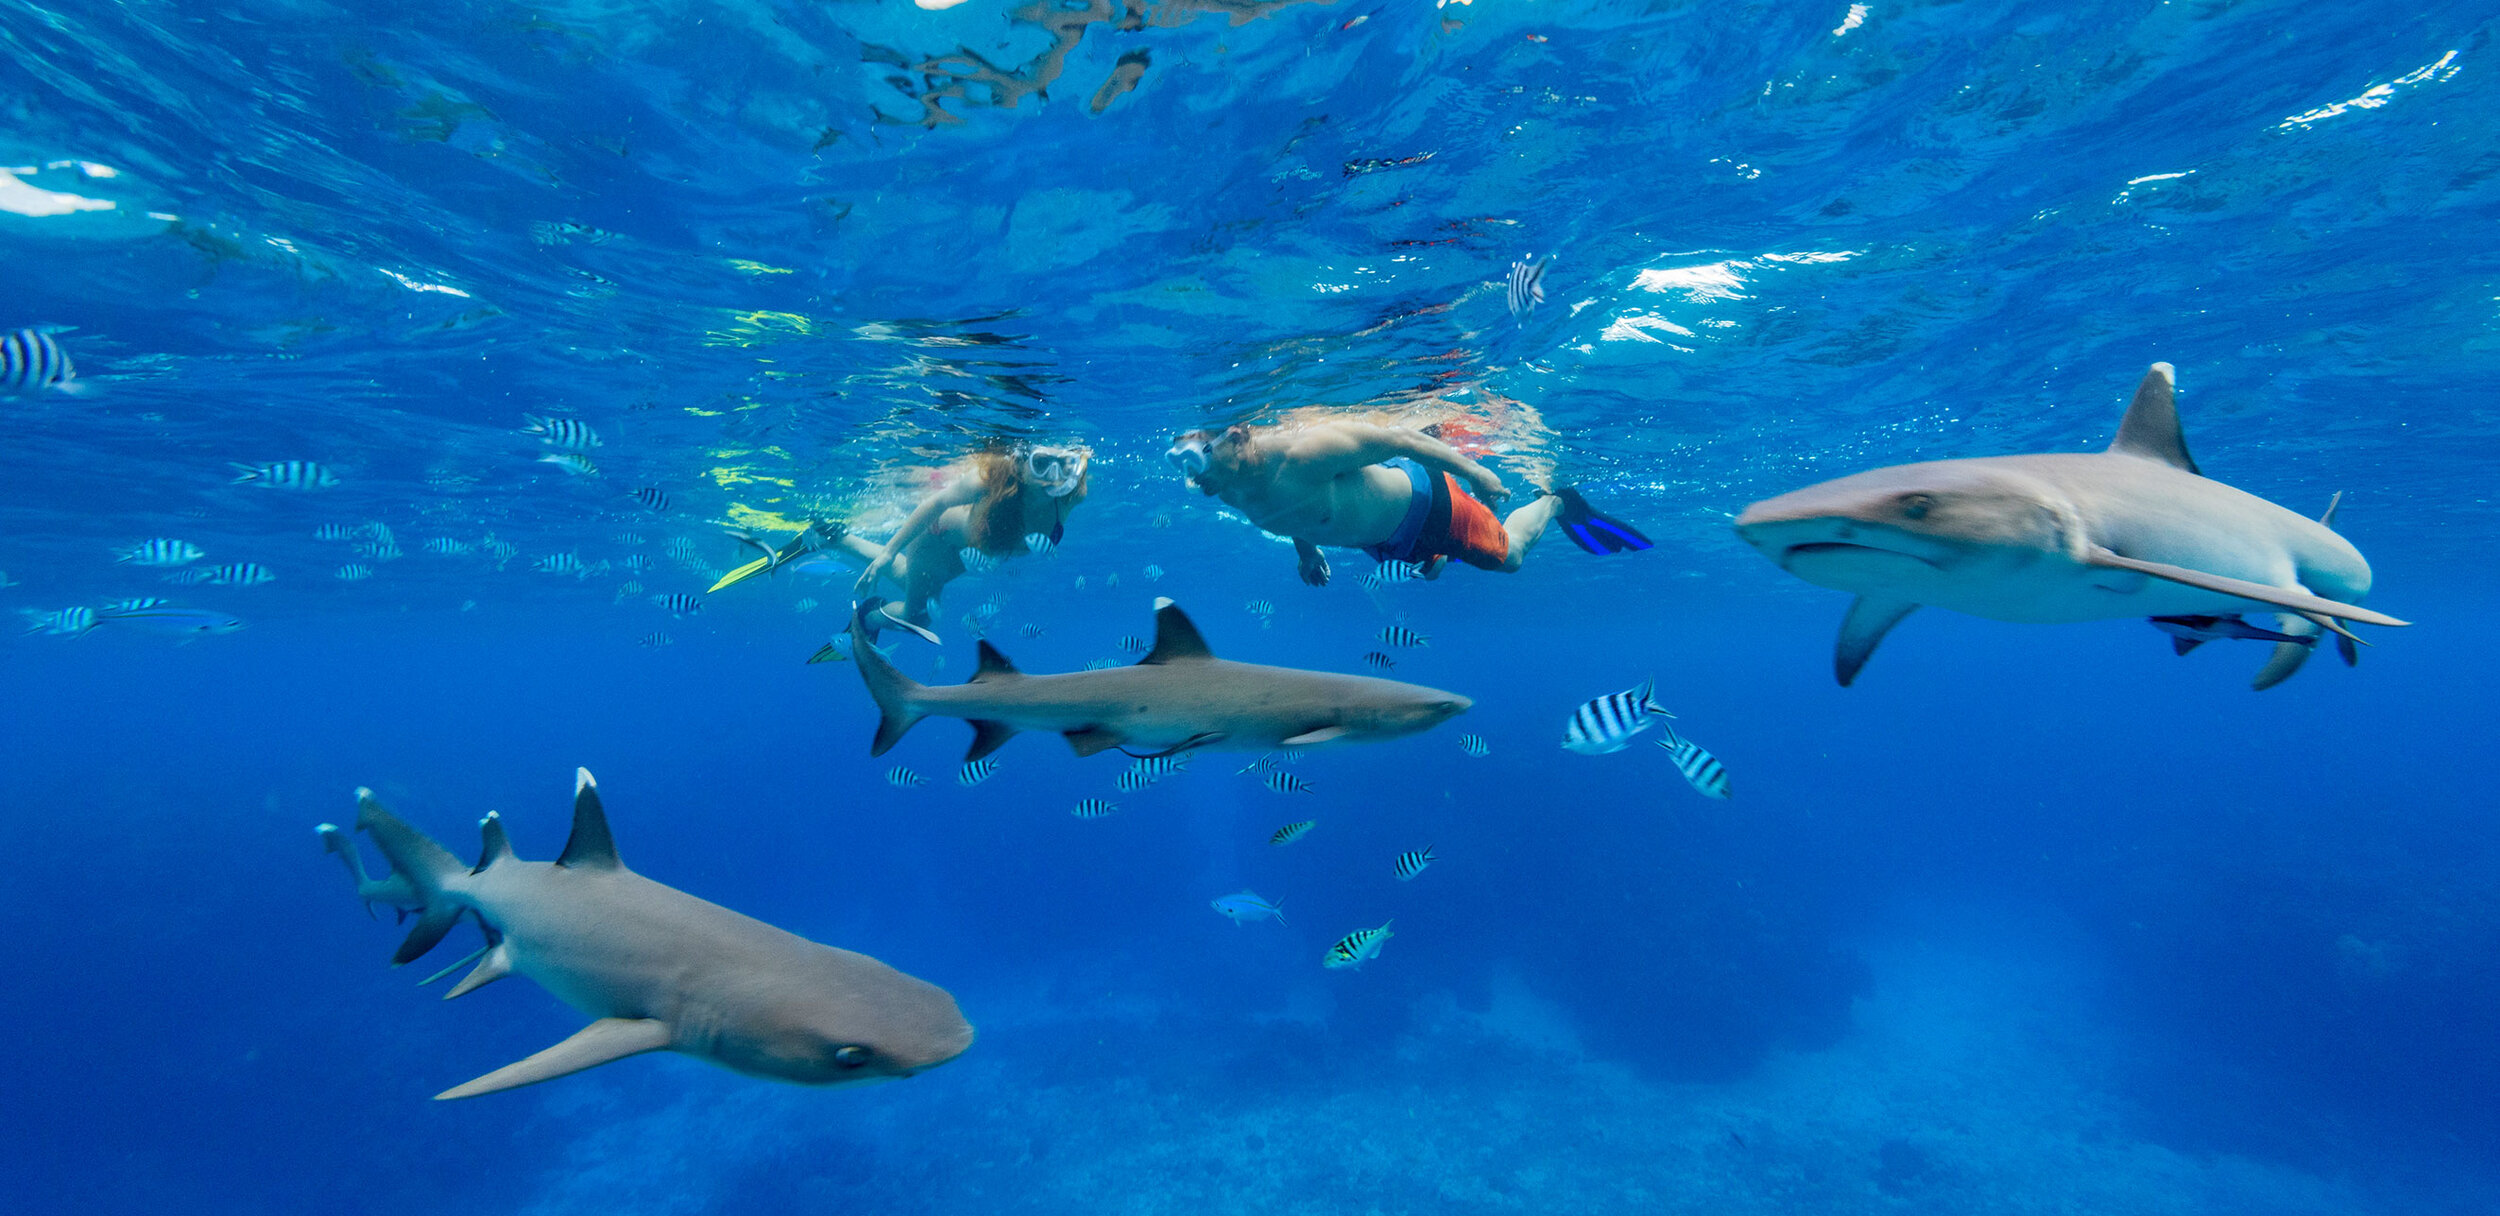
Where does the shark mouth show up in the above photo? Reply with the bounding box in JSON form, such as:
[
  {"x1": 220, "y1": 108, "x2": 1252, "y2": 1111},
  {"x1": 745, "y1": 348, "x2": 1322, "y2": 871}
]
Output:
[{"x1": 1779, "y1": 541, "x2": 1940, "y2": 570}]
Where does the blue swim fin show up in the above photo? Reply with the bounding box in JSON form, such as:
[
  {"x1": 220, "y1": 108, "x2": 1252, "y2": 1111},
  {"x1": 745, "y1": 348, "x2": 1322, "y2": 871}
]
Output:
[{"x1": 1552, "y1": 487, "x2": 1653, "y2": 556}]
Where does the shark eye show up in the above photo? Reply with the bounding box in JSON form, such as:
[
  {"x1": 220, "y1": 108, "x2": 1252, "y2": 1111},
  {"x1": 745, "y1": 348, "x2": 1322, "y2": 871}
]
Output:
[
  {"x1": 833, "y1": 1045, "x2": 872, "y2": 1069},
  {"x1": 1899, "y1": 493, "x2": 1936, "y2": 520}
]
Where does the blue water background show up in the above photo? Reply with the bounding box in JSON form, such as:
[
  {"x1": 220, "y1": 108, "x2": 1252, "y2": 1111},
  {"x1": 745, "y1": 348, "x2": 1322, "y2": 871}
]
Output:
[{"x1": 3, "y1": 0, "x2": 2498, "y2": 1212}]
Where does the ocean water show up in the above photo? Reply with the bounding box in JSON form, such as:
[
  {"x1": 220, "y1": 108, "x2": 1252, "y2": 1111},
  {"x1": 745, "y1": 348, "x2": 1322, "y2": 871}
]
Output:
[{"x1": 4, "y1": 0, "x2": 2498, "y2": 1212}]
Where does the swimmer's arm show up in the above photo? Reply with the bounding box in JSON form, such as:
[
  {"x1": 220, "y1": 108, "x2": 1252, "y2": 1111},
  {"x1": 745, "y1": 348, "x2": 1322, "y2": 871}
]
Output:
[
  {"x1": 1288, "y1": 423, "x2": 1506, "y2": 500},
  {"x1": 855, "y1": 472, "x2": 984, "y2": 590}
]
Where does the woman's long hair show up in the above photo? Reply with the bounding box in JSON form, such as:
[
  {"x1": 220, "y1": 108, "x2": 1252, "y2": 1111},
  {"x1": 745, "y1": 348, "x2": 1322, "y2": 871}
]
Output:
[{"x1": 965, "y1": 448, "x2": 1087, "y2": 554}]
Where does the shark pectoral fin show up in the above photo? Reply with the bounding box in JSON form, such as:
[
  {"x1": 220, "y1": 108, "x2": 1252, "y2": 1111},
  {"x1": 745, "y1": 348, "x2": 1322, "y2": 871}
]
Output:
[
  {"x1": 2171, "y1": 636, "x2": 2205, "y2": 656},
  {"x1": 2250, "y1": 613, "x2": 2322, "y2": 691},
  {"x1": 1281, "y1": 726, "x2": 1350, "y2": 747},
  {"x1": 2337, "y1": 633, "x2": 2359, "y2": 667},
  {"x1": 1835, "y1": 597, "x2": 1919, "y2": 687},
  {"x1": 706, "y1": 555, "x2": 773, "y2": 594},
  {"x1": 434, "y1": 1016, "x2": 672, "y2": 1101},
  {"x1": 393, "y1": 905, "x2": 466, "y2": 966},
  {"x1": 966, "y1": 719, "x2": 1018, "y2": 761},
  {"x1": 442, "y1": 943, "x2": 514, "y2": 999},
  {"x1": 1064, "y1": 726, "x2": 1126, "y2": 758},
  {"x1": 2085, "y1": 549, "x2": 2409, "y2": 627}
]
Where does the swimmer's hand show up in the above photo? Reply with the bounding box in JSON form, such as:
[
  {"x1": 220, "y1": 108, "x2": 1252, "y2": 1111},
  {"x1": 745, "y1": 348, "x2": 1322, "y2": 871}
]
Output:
[
  {"x1": 1472, "y1": 471, "x2": 1510, "y2": 502},
  {"x1": 1296, "y1": 543, "x2": 1331, "y2": 587},
  {"x1": 854, "y1": 556, "x2": 890, "y2": 595}
]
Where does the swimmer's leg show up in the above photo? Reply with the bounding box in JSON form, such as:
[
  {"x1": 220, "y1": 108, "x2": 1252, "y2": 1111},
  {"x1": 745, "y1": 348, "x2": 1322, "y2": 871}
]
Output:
[{"x1": 1496, "y1": 493, "x2": 1567, "y2": 571}]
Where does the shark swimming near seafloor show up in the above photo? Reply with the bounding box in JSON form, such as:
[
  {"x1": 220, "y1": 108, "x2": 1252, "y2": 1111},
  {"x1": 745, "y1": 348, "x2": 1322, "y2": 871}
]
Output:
[
  {"x1": 847, "y1": 596, "x2": 1472, "y2": 760},
  {"x1": 323, "y1": 769, "x2": 973, "y2": 1100},
  {"x1": 1733, "y1": 362, "x2": 2408, "y2": 689}
]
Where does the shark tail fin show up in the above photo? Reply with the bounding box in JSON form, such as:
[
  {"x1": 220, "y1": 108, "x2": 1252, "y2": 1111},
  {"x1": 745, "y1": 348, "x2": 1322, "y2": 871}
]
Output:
[
  {"x1": 852, "y1": 598, "x2": 928, "y2": 756},
  {"x1": 352, "y1": 788, "x2": 472, "y2": 965}
]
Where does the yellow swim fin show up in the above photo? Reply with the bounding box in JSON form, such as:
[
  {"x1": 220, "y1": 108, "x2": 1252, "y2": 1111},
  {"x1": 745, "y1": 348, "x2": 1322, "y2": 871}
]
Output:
[{"x1": 706, "y1": 556, "x2": 772, "y2": 594}]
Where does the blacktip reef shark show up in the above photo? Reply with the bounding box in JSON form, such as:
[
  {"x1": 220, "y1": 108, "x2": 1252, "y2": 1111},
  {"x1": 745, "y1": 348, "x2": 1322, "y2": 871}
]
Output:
[
  {"x1": 318, "y1": 769, "x2": 972, "y2": 1100},
  {"x1": 1734, "y1": 362, "x2": 2408, "y2": 690},
  {"x1": 848, "y1": 595, "x2": 1472, "y2": 760}
]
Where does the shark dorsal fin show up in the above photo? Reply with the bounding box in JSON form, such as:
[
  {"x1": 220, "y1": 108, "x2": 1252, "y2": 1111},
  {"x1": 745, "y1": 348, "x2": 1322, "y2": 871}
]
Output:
[
  {"x1": 2106, "y1": 362, "x2": 2199, "y2": 474},
  {"x1": 473, "y1": 811, "x2": 515, "y2": 873},
  {"x1": 972, "y1": 641, "x2": 1020, "y2": 681},
  {"x1": 1141, "y1": 597, "x2": 1214, "y2": 664},
  {"x1": 2318, "y1": 490, "x2": 2344, "y2": 528},
  {"x1": 556, "y1": 768, "x2": 622, "y2": 871}
]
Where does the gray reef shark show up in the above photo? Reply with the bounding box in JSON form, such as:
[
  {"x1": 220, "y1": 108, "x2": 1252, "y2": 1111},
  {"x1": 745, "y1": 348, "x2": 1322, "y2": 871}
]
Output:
[
  {"x1": 322, "y1": 769, "x2": 973, "y2": 1100},
  {"x1": 849, "y1": 596, "x2": 1471, "y2": 759},
  {"x1": 1733, "y1": 362, "x2": 2408, "y2": 689}
]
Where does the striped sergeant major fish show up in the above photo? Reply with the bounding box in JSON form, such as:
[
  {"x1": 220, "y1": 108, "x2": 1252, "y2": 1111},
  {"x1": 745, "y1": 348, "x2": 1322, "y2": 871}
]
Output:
[
  {"x1": 1268, "y1": 820, "x2": 1315, "y2": 846},
  {"x1": 1262, "y1": 772, "x2": 1312, "y2": 795},
  {"x1": 650, "y1": 593, "x2": 703, "y2": 617},
  {"x1": 664, "y1": 537, "x2": 702, "y2": 565},
  {"x1": 1322, "y1": 921, "x2": 1393, "y2": 970},
  {"x1": 1070, "y1": 798, "x2": 1118, "y2": 819},
  {"x1": 1458, "y1": 733, "x2": 1490, "y2": 758},
  {"x1": 631, "y1": 486, "x2": 671, "y2": 511},
  {"x1": 423, "y1": 537, "x2": 474, "y2": 556},
  {"x1": 622, "y1": 554, "x2": 652, "y2": 576},
  {"x1": 1022, "y1": 531, "x2": 1057, "y2": 556},
  {"x1": 521, "y1": 414, "x2": 602, "y2": 450},
  {"x1": 538, "y1": 452, "x2": 598, "y2": 477},
  {"x1": 0, "y1": 327, "x2": 74, "y2": 392},
  {"x1": 1116, "y1": 753, "x2": 1189, "y2": 793},
  {"x1": 21, "y1": 606, "x2": 98, "y2": 636},
  {"x1": 639, "y1": 632, "x2": 674, "y2": 648},
  {"x1": 1506, "y1": 254, "x2": 1550, "y2": 319},
  {"x1": 614, "y1": 582, "x2": 645, "y2": 602},
  {"x1": 1018, "y1": 624, "x2": 1044, "y2": 638},
  {"x1": 1393, "y1": 846, "x2": 1435, "y2": 882},
  {"x1": 1244, "y1": 598, "x2": 1275, "y2": 618},
  {"x1": 315, "y1": 523, "x2": 357, "y2": 542},
  {"x1": 1360, "y1": 651, "x2": 1394, "y2": 671},
  {"x1": 1561, "y1": 680, "x2": 1672, "y2": 755},
  {"x1": 230, "y1": 460, "x2": 338, "y2": 490},
  {"x1": 956, "y1": 758, "x2": 999, "y2": 787},
  {"x1": 1360, "y1": 561, "x2": 1422, "y2": 590},
  {"x1": 358, "y1": 537, "x2": 403, "y2": 562},
  {"x1": 614, "y1": 532, "x2": 647, "y2": 547},
  {"x1": 1656, "y1": 727, "x2": 1731, "y2": 800},
  {"x1": 957, "y1": 547, "x2": 1002, "y2": 574},
  {"x1": 1142, "y1": 564, "x2": 1165, "y2": 582},
  {"x1": 535, "y1": 553, "x2": 588, "y2": 579},
  {"x1": 796, "y1": 598, "x2": 821, "y2": 615},
  {"x1": 1376, "y1": 624, "x2": 1428, "y2": 648},
  {"x1": 101, "y1": 596, "x2": 169, "y2": 613},
  {"x1": 194, "y1": 562, "x2": 276, "y2": 586},
  {"x1": 885, "y1": 765, "x2": 927, "y2": 789},
  {"x1": 1115, "y1": 634, "x2": 1149, "y2": 653},
  {"x1": 117, "y1": 538, "x2": 204, "y2": 567},
  {"x1": 1210, "y1": 891, "x2": 1285, "y2": 926},
  {"x1": 1082, "y1": 658, "x2": 1119, "y2": 670},
  {"x1": 336, "y1": 564, "x2": 375, "y2": 582}
]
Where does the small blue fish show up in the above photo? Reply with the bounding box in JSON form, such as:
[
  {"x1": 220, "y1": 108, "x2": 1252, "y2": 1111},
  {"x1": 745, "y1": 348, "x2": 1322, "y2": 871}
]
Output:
[
  {"x1": 336, "y1": 564, "x2": 374, "y2": 582},
  {"x1": 1361, "y1": 562, "x2": 1422, "y2": 590},
  {"x1": 1459, "y1": 733, "x2": 1490, "y2": 758},
  {"x1": 193, "y1": 562, "x2": 275, "y2": 587},
  {"x1": 1023, "y1": 531, "x2": 1058, "y2": 556},
  {"x1": 1118, "y1": 753, "x2": 1190, "y2": 792},
  {"x1": 631, "y1": 486, "x2": 671, "y2": 511},
  {"x1": 1071, "y1": 798, "x2": 1119, "y2": 819},
  {"x1": 885, "y1": 765, "x2": 928, "y2": 789},
  {"x1": 640, "y1": 632, "x2": 674, "y2": 648},
  {"x1": 958, "y1": 546, "x2": 1002, "y2": 573},
  {"x1": 1116, "y1": 634, "x2": 1149, "y2": 653},
  {"x1": 651, "y1": 592, "x2": 703, "y2": 617},
  {"x1": 1377, "y1": 624, "x2": 1428, "y2": 648},
  {"x1": 100, "y1": 597, "x2": 168, "y2": 613},
  {"x1": 957, "y1": 758, "x2": 1000, "y2": 787},
  {"x1": 1211, "y1": 891, "x2": 1287, "y2": 927},
  {"x1": 1263, "y1": 772, "x2": 1313, "y2": 795},
  {"x1": 423, "y1": 537, "x2": 474, "y2": 556},
  {"x1": 1361, "y1": 651, "x2": 1395, "y2": 671},
  {"x1": 314, "y1": 524, "x2": 356, "y2": 542},
  {"x1": 1019, "y1": 623, "x2": 1045, "y2": 638},
  {"x1": 535, "y1": 553, "x2": 588, "y2": 579},
  {"x1": 521, "y1": 414, "x2": 601, "y2": 450},
  {"x1": 95, "y1": 605, "x2": 243, "y2": 636},
  {"x1": 1244, "y1": 598, "x2": 1275, "y2": 618},
  {"x1": 538, "y1": 452, "x2": 598, "y2": 477},
  {"x1": 1083, "y1": 657, "x2": 1120, "y2": 670},
  {"x1": 794, "y1": 598, "x2": 820, "y2": 614},
  {"x1": 1143, "y1": 564, "x2": 1165, "y2": 582}
]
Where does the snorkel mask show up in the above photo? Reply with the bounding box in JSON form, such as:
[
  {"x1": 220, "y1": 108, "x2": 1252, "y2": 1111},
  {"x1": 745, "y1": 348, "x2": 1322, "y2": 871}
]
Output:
[
  {"x1": 1166, "y1": 434, "x2": 1214, "y2": 480},
  {"x1": 1022, "y1": 445, "x2": 1089, "y2": 498}
]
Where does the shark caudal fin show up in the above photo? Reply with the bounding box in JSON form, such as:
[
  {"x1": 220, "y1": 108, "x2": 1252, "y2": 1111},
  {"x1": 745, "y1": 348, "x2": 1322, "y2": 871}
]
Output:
[
  {"x1": 317, "y1": 821, "x2": 420, "y2": 920},
  {"x1": 352, "y1": 788, "x2": 474, "y2": 965},
  {"x1": 852, "y1": 598, "x2": 929, "y2": 756},
  {"x1": 1552, "y1": 487, "x2": 1654, "y2": 556}
]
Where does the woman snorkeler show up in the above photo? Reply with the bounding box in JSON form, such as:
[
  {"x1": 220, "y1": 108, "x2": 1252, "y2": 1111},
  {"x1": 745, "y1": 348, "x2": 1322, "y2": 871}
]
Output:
[{"x1": 842, "y1": 443, "x2": 1090, "y2": 642}]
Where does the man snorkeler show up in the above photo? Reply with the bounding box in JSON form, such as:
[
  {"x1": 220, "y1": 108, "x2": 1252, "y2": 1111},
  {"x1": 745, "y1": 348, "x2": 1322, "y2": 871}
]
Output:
[
  {"x1": 842, "y1": 443, "x2": 1091, "y2": 640},
  {"x1": 1166, "y1": 421, "x2": 1648, "y2": 586}
]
